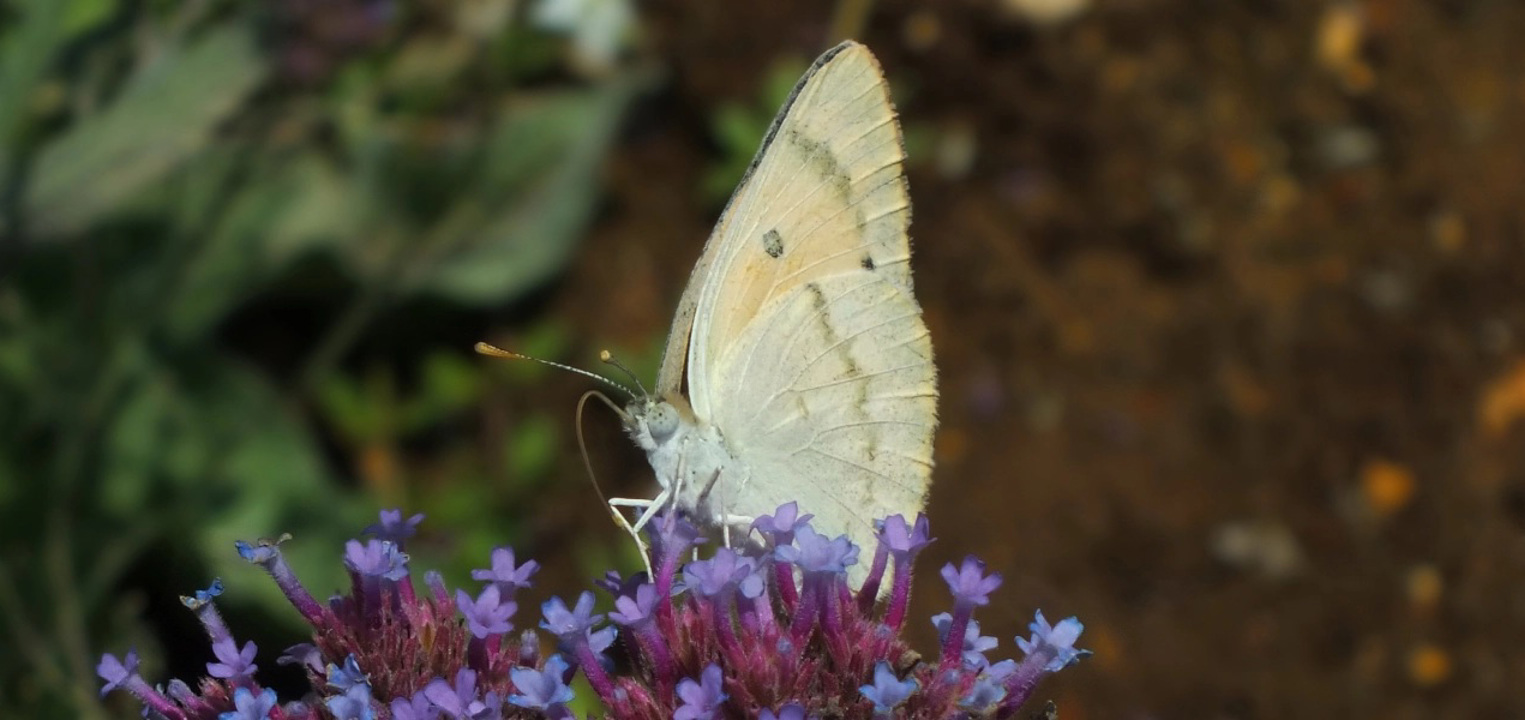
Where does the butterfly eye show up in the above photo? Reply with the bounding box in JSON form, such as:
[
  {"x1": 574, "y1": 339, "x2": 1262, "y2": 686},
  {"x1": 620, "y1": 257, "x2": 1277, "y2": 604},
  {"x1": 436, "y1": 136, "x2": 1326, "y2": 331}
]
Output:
[{"x1": 647, "y1": 402, "x2": 680, "y2": 444}]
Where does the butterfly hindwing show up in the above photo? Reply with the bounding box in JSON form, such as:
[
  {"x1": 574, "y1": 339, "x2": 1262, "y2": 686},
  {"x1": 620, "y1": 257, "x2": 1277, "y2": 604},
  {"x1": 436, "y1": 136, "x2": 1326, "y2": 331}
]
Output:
[{"x1": 709, "y1": 271, "x2": 935, "y2": 586}]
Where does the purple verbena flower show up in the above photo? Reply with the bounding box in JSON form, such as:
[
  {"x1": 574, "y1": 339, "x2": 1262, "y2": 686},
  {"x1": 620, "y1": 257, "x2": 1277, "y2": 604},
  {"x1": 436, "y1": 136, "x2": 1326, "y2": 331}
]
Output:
[
  {"x1": 1017, "y1": 611, "x2": 1089, "y2": 672},
  {"x1": 540, "y1": 591, "x2": 610, "y2": 651},
  {"x1": 422, "y1": 668, "x2": 501, "y2": 720},
  {"x1": 859, "y1": 662, "x2": 917, "y2": 715},
  {"x1": 364, "y1": 509, "x2": 425, "y2": 545},
  {"x1": 344, "y1": 538, "x2": 409, "y2": 581},
  {"x1": 471, "y1": 547, "x2": 540, "y2": 594},
  {"x1": 959, "y1": 673, "x2": 1008, "y2": 713},
  {"x1": 96, "y1": 650, "x2": 138, "y2": 696},
  {"x1": 751, "y1": 501, "x2": 813, "y2": 547},
  {"x1": 878, "y1": 513, "x2": 933, "y2": 559},
  {"x1": 326, "y1": 655, "x2": 367, "y2": 691},
  {"x1": 932, "y1": 612, "x2": 999, "y2": 668},
  {"x1": 860, "y1": 514, "x2": 933, "y2": 616},
  {"x1": 324, "y1": 682, "x2": 375, "y2": 720},
  {"x1": 207, "y1": 637, "x2": 259, "y2": 681},
  {"x1": 99, "y1": 503, "x2": 1086, "y2": 720},
  {"x1": 776, "y1": 525, "x2": 859, "y2": 575},
  {"x1": 941, "y1": 556, "x2": 1002, "y2": 607},
  {"x1": 541, "y1": 591, "x2": 617, "y2": 698},
  {"x1": 456, "y1": 584, "x2": 515, "y2": 638},
  {"x1": 278, "y1": 643, "x2": 325, "y2": 675},
  {"x1": 682, "y1": 547, "x2": 763, "y2": 599},
  {"x1": 509, "y1": 654, "x2": 575, "y2": 713},
  {"x1": 390, "y1": 690, "x2": 438, "y2": 720},
  {"x1": 673, "y1": 664, "x2": 727, "y2": 720},
  {"x1": 219, "y1": 686, "x2": 277, "y2": 720},
  {"x1": 608, "y1": 582, "x2": 659, "y2": 628},
  {"x1": 760, "y1": 703, "x2": 814, "y2": 720}
]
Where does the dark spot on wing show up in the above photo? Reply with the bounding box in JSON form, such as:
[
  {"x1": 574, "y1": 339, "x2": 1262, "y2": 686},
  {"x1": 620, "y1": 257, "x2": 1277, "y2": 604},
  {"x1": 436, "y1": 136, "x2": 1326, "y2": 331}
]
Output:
[
  {"x1": 763, "y1": 229, "x2": 784, "y2": 259},
  {"x1": 805, "y1": 281, "x2": 865, "y2": 389},
  {"x1": 785, "y1": 129, "x2": 851, "y2": 197},
  {"x1": 861, "y1": 254, "x2": 876, "y2": 271}
]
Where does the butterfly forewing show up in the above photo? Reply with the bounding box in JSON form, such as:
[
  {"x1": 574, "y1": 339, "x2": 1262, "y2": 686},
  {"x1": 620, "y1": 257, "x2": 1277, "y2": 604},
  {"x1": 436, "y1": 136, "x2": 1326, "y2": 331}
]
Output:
[{"x1": 656, "y1": 42, "x2": 914, "y2": 406}]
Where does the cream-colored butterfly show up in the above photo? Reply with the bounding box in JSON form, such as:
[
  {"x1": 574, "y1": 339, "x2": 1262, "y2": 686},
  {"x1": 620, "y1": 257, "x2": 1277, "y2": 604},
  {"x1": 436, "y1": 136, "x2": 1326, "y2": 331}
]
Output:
[{"x1": 611, "y1": 41, "x2": 937, "y2": 588}]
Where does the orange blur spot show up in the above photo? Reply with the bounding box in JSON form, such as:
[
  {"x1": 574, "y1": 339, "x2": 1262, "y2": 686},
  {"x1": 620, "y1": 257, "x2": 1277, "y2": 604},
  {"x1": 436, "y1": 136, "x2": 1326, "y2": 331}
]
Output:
[
  {"x1": 1406, "y1": 644, "x2": 1452, "y2": 687},
  {"x1": 936, "y1": 426, "x2": 969, "y2": 467},
  {"x1": 1480, "y1": 358, "x2": 1525, "y2": 437},
  {"x1": 1359, "y1": 458, "x2": 1415, "y2": 518},
  {"x1": 1405, "y1": 564, "x2": 1443, "y2": 615}
]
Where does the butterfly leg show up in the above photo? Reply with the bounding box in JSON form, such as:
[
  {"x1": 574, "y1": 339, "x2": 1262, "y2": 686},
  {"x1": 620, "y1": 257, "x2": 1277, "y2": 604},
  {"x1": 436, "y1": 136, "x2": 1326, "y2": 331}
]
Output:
[
  {"x1": 607, "y1": 451, "x2": 689, "y2": 576},
  {"x1": 607, "y1": 494, "x2": 665, "y2": 577},
  {"x1": 693, "y1": 465, "x2": 755, "y2": 548}
]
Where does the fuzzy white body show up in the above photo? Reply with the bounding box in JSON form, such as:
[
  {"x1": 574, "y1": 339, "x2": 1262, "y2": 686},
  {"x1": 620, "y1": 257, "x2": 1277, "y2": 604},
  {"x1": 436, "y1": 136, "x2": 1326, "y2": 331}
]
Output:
[{"x1": 624, "y1": 399, "x2": 743, "y2": 536}]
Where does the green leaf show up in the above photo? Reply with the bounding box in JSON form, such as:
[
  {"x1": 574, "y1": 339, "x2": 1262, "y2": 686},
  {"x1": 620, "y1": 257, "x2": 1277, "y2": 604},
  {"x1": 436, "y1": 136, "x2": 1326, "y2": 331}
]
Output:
[
  {"x1": 504, "y1": 413, "x2": 557, "y2": 486},
  {"x1": 100, "y1": 354, "x2": 358, "y2": 611},
  {"x1": 23, "y1": 22, "x2": 267, "y2": 237},
  {"x1": 165, "y1": 152, "x2": 371, "y2": 342},
  {"x1": 400, "y1": 351, "x2": 482, "y2": 432},
  {"x1": 0, "y1": 0, "x2": 69, "y2": 170},
  {"x1": 62, "y1": 0, "x2": 117, "y2": 37},
  {"x1": 411, "y1": 75, "x2": 645, "y2": 305},
  {"x1": 316, "y1": 369, "x2": 392, "y2": 443}
]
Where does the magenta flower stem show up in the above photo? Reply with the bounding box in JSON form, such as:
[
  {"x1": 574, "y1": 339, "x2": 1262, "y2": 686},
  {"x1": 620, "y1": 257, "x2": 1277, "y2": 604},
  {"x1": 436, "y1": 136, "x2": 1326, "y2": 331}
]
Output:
[
  {"x1": 710, "y1": 595, "x2": 742, "y2": 656},
  {"x1": 261, "y1": 548, "x2": 326, "y2": 625},
  {"x1": 884, "y1": 559, "x2": 914, "y2": 630},
  {"x1": 939, "y1": 600, "x2": 975, "y2": 668},
  {"x1": 467, "y1": 636, "x2": 488, "y2": 672},
  {"x1": 789, "y1": 580, "x2": 820, "y2": 643},
  {"x1": 857, "y1": 543, "x2": 890, "y2": 611},
  {"x1": 634, "y1": 624, "x2": 677, "y2": 690},
  {"x1": 573, "y1": 641, "x2": 617, "y2": 700},
  {"x1": 122, "y1": 676, "x2": 186, "y2": 720},
  {"x1": 774, "y1": 562, "x2": 798, "y2": 609}
]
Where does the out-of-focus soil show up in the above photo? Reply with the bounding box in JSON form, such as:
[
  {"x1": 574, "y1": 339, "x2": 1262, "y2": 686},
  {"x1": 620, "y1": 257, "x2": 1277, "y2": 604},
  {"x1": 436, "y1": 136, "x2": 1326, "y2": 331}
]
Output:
[{"x1": 531, "y1": 1, "x2": 1525, "y2": 718}]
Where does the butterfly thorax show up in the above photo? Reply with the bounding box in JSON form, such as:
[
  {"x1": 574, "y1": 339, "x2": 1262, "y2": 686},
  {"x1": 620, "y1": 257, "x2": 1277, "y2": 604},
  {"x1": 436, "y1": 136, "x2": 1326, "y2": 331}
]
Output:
[{"x1": 624, "y1": 395, "x2": 744, "y2": 528}]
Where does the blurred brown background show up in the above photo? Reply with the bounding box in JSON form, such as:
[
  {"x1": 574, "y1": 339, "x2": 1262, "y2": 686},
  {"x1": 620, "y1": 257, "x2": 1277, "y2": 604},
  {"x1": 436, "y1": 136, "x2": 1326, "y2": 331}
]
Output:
[
  {"x1": 557, "y1": 1, "x2": 1525, "y2": 717},
  {"x1": 6, "y1": 0, "x2": 1525, "y2": 717}
]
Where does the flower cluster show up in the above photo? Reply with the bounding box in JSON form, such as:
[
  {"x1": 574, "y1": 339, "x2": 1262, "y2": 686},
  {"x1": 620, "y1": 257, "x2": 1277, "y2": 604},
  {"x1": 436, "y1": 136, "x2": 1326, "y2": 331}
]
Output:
[{"x1": 99, "y1": 505, "x2": 1086, "y2": 719}]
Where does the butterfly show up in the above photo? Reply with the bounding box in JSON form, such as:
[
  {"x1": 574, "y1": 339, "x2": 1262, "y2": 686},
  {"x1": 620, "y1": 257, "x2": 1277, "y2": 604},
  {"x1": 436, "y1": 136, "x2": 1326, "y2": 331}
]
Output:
[{"x1": 612, "y1": 41, "x2": 938, "y2": 588}]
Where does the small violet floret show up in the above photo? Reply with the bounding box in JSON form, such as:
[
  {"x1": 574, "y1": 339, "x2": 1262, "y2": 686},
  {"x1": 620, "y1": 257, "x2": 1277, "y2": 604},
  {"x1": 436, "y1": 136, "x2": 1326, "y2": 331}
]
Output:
[
  {"x1": 364, "y1": 509, "x2": 425, "y2": 544},
  {"x1": 96, "y1": 650, "x2": 138, "y2": 696},
  {"x1": 343, "y1": 538, "x2": 409, "y2": 581},
  {"x1": 509, "y1": 654, "x2": 575, "y2": 711},
  {"x1": 472, "y1": 546, "x2": 540, "y2": 593},
  {"x1": 219, "y1": 687, "x2": 277, "y2": 720},
  {"x1": 775, "y1": 524, "x2": 859, "y2": 574},
  {"x1": 456, "y1": 584, "x2": 515, "y2": 638},
  {"x1": 206, "y1": 637, "x2": 258, "y2": 680},
  {"x1": 941, "y1": 556, "x2": 1003, "y2": 606},
  {"x1": 1017, "y1": 610, "x2": 1089, "y2": 672},
  {"x1": 674, "y1": 664, "x2": 727, "y2": 720},
  {"x1": 859, "y1": 662, "x2": 918, "y2": 714}
]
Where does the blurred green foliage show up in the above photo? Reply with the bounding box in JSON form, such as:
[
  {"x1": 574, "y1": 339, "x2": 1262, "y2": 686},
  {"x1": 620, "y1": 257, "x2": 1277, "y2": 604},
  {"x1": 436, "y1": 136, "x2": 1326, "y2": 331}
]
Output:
[
  {"x1": 0, "y1": 0, "x2": 644, "y2": 715},
  {"x1": 702, "y1": 56, "x2": 807, "y2": 205}
]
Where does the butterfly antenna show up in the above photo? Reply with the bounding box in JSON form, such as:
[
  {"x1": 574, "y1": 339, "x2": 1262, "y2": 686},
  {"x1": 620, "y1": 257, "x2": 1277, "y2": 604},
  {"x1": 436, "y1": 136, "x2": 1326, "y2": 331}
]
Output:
[
  {"x1": 475, "y1": 342, "x2": 636, "y2": 399},
  {"x1": 598, "y1": 350, "x2": 649, "y2": 398}
]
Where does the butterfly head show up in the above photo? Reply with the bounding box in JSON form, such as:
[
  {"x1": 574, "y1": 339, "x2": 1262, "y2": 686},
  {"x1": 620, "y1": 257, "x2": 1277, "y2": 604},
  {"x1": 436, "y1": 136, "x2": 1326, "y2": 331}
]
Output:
[{"x1": 624, "y1": 394, "x2": 693, "y2": 453}]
